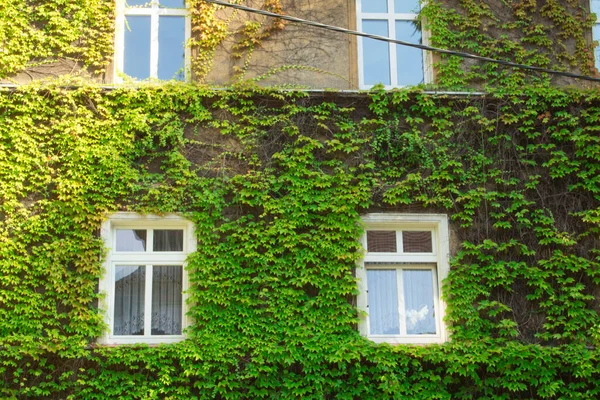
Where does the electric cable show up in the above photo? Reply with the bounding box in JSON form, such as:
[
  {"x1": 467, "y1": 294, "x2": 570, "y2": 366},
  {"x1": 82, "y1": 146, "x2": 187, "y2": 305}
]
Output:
[{"x1": 204, "y1": 0, "x2": 600, "y2": 83}]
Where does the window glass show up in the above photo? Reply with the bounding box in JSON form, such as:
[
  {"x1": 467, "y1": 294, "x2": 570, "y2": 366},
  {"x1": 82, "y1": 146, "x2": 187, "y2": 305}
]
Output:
[
  {"x1": 124, "y1": 16, "x2": 151, "y2": 80},
  {"x1": 394, "y1": 0, "x2": 420, "y2": 13},
  {"x1": 362, "y1": 20, "x2": 391, "y2": 85},
  {"x1": 151, "y1": 265, "x2": 183, "y2": 335},
  {"x1": 114, "y1": 266, "x2": 145, "y2": 335},
  {"x1": 159, "y1": 0, "x2": 185, "y2": 7},
  {"x1": 395, "y1": 20, "x2": 423, "y2": 86},
  {"x1": 153, "y1": 229, "x2": 184, "y2": 251},
  {"x1": 592, "y1": 0, "x2": 600, "y2": 13},
  {"x1": 367, "y1": 231, "x2": 397, "y2": 252},
  {"x1": 367, "y1": 269, "x2": 400, "y2": 334},
  {"x1": 403, "y1": 269, "x2": 436, "y2": 334},
  {"x1": 594, "y1": 25, "x2": 600, "y2": 66},
  {"x1": 158, "y1": 16, "x2": 186, "y2": 80},
  {"x1": 116, "y1": 229, "x2": 147, "y2": 251},
  {"x1": 361, "y1": 0, "x2": 387, "y2": 13},
  {"x1": 127, "y1": 0, "x2": 151, "y2": 6},
  {"x1": 402, "y1": 231, "x2": 432, "y2": 253}
]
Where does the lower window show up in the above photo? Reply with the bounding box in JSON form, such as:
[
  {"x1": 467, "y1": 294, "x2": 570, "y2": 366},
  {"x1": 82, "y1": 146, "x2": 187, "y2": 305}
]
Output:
[
  {"x1": 99, "y1": 213, "x2": 195, "y2": 344},
  {"x1": 113, "y1": 264, "x2": 183, "y2": 336},
  {"x1": 357, "y1": 214, "x2": 450, "y2": 344}
]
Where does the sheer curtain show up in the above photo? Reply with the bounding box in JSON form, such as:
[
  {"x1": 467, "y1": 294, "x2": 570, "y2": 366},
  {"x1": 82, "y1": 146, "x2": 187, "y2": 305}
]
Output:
[
  {"x1": 367, "y1": 269, "x2": 400, "y2": 335},
  {"x1": 403, "y1": 269, "x2": 436, "y2": 334},
  {"x1": 153, "y1": 230, "x2": 183, "y2": 251},
  {"x1": 151, "y1": 265, "x2": 183, "y2": 335},
  {"x1": 114, "y1": 266, "x2": 145, "y2": 335}
]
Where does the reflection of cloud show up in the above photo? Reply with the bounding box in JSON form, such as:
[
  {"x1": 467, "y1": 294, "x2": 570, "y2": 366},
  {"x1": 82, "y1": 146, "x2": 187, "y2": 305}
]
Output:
[{"x1": 406, "y1": 305, "x2": 429, "y2": 330}]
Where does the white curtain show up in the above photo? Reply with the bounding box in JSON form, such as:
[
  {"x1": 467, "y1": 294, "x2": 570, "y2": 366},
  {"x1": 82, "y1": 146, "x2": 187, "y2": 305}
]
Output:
[
  {"x1": 403, "y1": 269, "x2": 436, "y2": 334},
  {"x1": 367, "y1": 269, "x2": 400, "y2": 335},
  {"x1": 116, "y1": 229, "x2": 146, "y2": 251},
  {"x1": 153, "y1": 230, "x2": 183, "y2": 252},
  {"x1": 114, "y1": 265, "x2": 145, "y2": 335},
  {"x1": 151, "y1": 265, "x2": 183, "y2": 335}
]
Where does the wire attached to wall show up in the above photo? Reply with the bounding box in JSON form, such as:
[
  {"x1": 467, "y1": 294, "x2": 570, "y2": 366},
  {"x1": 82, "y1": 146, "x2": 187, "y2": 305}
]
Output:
[{"x1": 204, "y1": 0, "x2": 600, "y2": 84}]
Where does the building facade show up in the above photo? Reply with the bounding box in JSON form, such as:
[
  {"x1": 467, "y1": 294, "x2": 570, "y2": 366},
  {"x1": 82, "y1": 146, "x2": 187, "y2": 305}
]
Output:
[{"x1": 2, "y1": 0, "x2": 600, "y2": 397}]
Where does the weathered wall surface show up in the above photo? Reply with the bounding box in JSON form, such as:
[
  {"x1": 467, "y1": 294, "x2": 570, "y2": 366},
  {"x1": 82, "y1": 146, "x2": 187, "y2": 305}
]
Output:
[{"x1": 205, "y1": 0, "x2": 356, "y2": 88}]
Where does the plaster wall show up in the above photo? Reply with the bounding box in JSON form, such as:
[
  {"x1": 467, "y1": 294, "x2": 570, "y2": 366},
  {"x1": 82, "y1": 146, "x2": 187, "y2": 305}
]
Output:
[{"x1": 205, "y1": 0, "x2": 358, "y2": 89}]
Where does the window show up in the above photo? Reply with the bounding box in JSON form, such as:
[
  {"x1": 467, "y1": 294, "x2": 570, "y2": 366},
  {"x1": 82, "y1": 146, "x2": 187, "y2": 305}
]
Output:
[
  {"x1": 114, "y1": 0, "x2": 190, "y2": 81},
  {"x1": 593, "y1": 0, "x2": 600, "y2": 66},
  {"x1": 357, "y1": 214, "x2": 449, "y2": 344},
  {"x1": 99, "y1": 213, "x2": 195, "y2": 344},
  {"x1": 356, "y1": 0, "x2": 430, "y2": 89}
]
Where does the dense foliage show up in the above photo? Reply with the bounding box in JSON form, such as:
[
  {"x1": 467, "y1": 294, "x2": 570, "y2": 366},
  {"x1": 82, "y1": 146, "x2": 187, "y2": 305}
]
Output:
[
  {"x1": 421, "y1": 0, "x2": 597, "y2": 89},
  {"x1": 1, "y1": 82, "x2": 600, "y2": 398},
  {"x1": 3, "y1": 0, "x2": 600, "y2": 398},
  {"x1": 0, "y1": 0, "x2": 115, "y2": 78}
]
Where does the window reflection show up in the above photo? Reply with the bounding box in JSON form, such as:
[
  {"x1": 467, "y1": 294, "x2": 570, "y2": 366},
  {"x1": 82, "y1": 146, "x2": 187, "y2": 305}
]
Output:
[{"x1": 116, "y1": 229, "x2": 147, "y2": 252}]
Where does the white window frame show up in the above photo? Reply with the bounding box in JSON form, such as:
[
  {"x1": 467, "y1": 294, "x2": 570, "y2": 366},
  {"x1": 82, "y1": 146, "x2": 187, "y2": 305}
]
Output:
[
  {"x1": 114, "y1": 0, "x2": 191, "y2": 82},
  {"x1": 356, "y1": 0, "x2": 433, "y2": 89},
  {"x1": 357, "y1": 213, "x2": 449, "y2": 344},
  {"x1": 98, "y1": 212, "x2": 196, "y2": 345}
]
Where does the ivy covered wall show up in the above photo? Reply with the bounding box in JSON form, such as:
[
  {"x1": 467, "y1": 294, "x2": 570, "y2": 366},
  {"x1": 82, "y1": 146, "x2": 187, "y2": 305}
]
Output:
[
  {"x1": 1, "y1": 83, "x2": 600, "y2": 398},
  {"x1": 3, "y1": 0, "x2": 600, "y2": 397},
  {"x1": 3, "y1": 0, "x2": 597, "y2": 88}
]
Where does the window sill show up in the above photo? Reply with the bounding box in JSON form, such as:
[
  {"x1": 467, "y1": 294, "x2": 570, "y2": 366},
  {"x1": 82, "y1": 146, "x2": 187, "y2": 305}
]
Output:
[{"x1": 99, "y1": 335, "x2": 186, "y2": 346}]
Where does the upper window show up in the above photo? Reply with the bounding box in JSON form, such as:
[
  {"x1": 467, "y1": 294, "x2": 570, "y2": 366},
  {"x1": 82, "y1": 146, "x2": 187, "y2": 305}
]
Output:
[
  {"x1": 115, "y1": 0, "x2": 190, "y2": 82},
  {"x1": 357, "y1": 0, "x2": 429, "y2": 89},
  {"x1": 592, "y1": 0, "x2": 600, "y2": 66},
  {"x1": 357, "y1": 214, "x2": 450, "y2": 344},
  {"x1": 99, "y1": 213, "x2": 195, "y2": 344}
]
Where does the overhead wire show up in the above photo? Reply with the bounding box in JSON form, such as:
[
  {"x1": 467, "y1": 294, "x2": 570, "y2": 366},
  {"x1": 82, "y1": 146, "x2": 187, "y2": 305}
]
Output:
[{"x1": 204, "y1": 0, "x2": 600, "y2": 84}]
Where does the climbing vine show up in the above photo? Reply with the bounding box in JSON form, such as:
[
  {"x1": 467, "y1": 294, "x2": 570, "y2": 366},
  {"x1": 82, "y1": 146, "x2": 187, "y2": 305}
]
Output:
[
  {"x1": 2, "y1": 0, "x2": 600, "y2": 398},
  {"x1": 0, "y1": 0, "x2": 115, "y2": 79},
  {"x1": 421, "y1": 0, "x2": 597, "y2": 90},
  {"x1": 2, "y1": 82, "x2": 600, "y2": 397},
  {"x1": 188, "y1": 0, "x2": 286, "y2": 82}
]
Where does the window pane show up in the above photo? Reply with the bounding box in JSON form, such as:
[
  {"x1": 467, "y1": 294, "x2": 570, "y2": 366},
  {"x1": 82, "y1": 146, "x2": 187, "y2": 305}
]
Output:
[
  {"x1": 152, "y1": 265, "x2": 183, "y2": 335},
  {"x1": 395, "y1": 20, "x2": 423, "y2": 86},
  {"x1": 403, "y1": 269, "x2": 436, "y2": 334},
  {"x1": 159, "y1": 0, "x2": 185, "y2": 7},
  {"x1": 116, "y1": 229, "x2": 147, "y2": 251},
  {"x1": 114, "y1": 266, "x2": 145, "y2": 335},
  {"x1": 153, "y1": 229, "x2": 184, "y2": 251},
  {"x1": 158, "y1": 16, "x2": 186, "y2": 81},
  {"x1": 361, "y1": 0, "x2": 387, "y2": 13},
  {"x1": 367, "y1": 231, "x2": 397, "y2": 252},
  {"x1": 362, "y1": 20, "x2": 391, "y2": 85},
  {"x1": 594, "y1": 25, "x2": 600, "y2": 66},
  {"x1": 127, "y1": 0, "x2": 151, "y2": 6},
  {"x1": 592, "y1": 0, "x2": 600, "y2": 14},
  {"x1": 367, "y1": 269, "x2": 400, "y2": 334},
  {"x1": 394, "y1": 0, "x2": 420, "y2": 13},
  {"x1": 124, "y1": 16, "x2": 151, "y2": 80},
  {"x1": 402, "y1": 231, "x2": 432, "y2": 253}
]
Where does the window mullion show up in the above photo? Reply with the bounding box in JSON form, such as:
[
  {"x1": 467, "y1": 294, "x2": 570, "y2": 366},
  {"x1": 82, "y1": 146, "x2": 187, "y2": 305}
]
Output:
[
  {"x1": 389, "y1": 15, "x2": 398, "y2": 87},
  {"x1": 148, "y1": 229, "x2": 154, "y2": 252},
  {"x1": 397, "y1": 268, "x2": 407, "y2": 336},
  {"x1": 145, "y1": 264, "x2": 153, "y2": 337},
  {"x1": 396, "y1": 230, "x2": 403, "y2": 254},
  {"x1": 150, "y1": 7, "x2": 159, "y2": 78}
]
